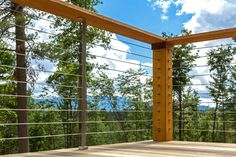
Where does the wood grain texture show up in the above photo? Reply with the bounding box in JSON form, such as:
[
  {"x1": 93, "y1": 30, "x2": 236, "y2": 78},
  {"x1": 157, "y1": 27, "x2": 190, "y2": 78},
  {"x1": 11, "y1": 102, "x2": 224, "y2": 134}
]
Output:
[
  {"x1": 3, "y1": 141, "x2": 236, "y2": 157},
  {"x1": 153, "y1": 45, "x2": 173, "y2": 141},
  {"x1": 10, "y1": 0, "x2": 236, "y2": 45},
  {"x1": 11, "y1": 0, "x2": 165, "y2": 44},
  {"x1": 167, "y1": 27, "x2": 236, "y2": 45}
]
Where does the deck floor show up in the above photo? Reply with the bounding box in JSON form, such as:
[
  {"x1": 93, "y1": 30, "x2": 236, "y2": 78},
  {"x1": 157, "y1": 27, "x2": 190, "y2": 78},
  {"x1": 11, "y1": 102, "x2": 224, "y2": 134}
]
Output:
[{"x1": 3, "y1": 141, "x2": 236, "y2": 157}]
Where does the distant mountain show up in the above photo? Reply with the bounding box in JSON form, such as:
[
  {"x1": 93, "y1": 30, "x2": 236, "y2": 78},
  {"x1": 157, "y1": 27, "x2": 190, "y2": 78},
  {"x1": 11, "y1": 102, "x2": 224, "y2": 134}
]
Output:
[
  {"x1": 199, "y1": 105, "x2": 209, "y2": 111},
  {"x1": 198, "y1": 93, "x2": 212, "y2": 99},
  {"x1": 33, "y1": 96, "x2": 152, "y2": 111},
  {"x1": 34, "y1": 94, "x2": 212, "y2": 111}
]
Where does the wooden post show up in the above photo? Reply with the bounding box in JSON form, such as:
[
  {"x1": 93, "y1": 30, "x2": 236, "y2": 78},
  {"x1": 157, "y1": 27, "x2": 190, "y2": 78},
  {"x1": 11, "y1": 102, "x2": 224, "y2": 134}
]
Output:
[
  {"x1": 152, "y1": 42, "x2": 173, "y2": 141},
  {"x1": 78, "y1": 19, "x2": 88, "y2": 150}
]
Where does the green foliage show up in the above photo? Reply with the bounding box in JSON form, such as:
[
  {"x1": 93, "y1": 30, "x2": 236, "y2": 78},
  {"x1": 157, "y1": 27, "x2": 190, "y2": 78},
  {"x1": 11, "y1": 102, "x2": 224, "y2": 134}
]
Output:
[
  {"x1": 207, "y1": 46, "x2": 236, "y2": 142},
  {"x1": 1, "y1": 0, "x2": 236, "y2": 155},
  {"x1": 172, "y1": 30, "x2": 198, "y2": 95},
  {"x1": 88, "y1": 67, "x2": 152, "y2": 144},
  {"x1": 0, "y1": 41, "x2": 17, "y2": 154},
  {"x1": 180, "y1": 88, "x2": 200, "y2": 141},
  {"x1": 28, "y1": 102, "x2": 64, "y2": 151},
  {"x1": 167, "y1": 30, "x2": 199, "y2": 141}
]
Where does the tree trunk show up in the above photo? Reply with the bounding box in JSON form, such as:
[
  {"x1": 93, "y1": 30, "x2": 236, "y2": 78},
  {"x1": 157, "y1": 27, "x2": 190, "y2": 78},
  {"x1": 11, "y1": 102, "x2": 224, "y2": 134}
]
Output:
[
  {"x1": 178, "y1": 93, "x2": 182, "y2": 141},
  {"x1": 78, "y1": 20, "x2": 88, "y2": 149},
  {"x1": 234, "y1": 111, "x2": 236, "y2": 142},
  {"x1": 212, "y1": 103, "x2": 218, "y2": 142},
  {"x1": 222, "y1": 103, "x2": 226, "y2": 142},
  {"x1": 66, "y1": 102, "x2": 69, "y2": 148},
  {"x1": 13, "y1": 3, "x2": 29, "y2": 153}
]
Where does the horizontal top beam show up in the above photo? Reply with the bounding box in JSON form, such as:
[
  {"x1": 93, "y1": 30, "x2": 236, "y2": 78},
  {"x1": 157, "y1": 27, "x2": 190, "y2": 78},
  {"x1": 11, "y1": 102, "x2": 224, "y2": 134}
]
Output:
[
  {"x1": 11, "y1": 0, "x2": 165, "y2": 44},
  {"x1": 10, "y1": 0, "x2": 236, "y2": 46},
  {"x1": 167, "y1": 27, "x2": 236, "y2": 45}
]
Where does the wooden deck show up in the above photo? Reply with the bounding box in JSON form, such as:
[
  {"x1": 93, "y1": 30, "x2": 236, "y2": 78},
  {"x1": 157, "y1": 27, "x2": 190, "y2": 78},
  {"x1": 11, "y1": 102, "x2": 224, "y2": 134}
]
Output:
[{"x1": 3, "y1": 141, "x2": 236, "y2": 157}]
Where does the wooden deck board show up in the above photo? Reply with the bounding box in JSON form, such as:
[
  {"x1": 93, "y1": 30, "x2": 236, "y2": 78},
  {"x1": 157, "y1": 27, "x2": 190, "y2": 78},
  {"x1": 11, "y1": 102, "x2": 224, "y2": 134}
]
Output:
[{"x1": 2, "y1": 141, "x2": 236, "y2": 157}]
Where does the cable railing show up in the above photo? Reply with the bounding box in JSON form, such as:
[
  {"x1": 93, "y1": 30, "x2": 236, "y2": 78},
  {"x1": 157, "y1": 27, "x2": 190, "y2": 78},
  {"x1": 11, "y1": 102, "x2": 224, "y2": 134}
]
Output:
[
  {"x1": 2, "y1": 1, "x2": 236, "y2": 156},
  {"x1": 3, "y1": 41, "x2": 151, "y2": 66},
  {"x1": 1, "y1": 7, "x2": 153, "y2": 51},
  {"x1": 0, "y1": 108, "x2": 152, "y2": 112},
  {"x1": 172, "y1": 41, "x2": 236, "y2": 143},
  {"x1": 0, "y1": 5, "x2": 153, "y2": 154},
  {"x1": 0, "y1": 94, "x2": 153, "y2": 105},
  {"x1": 0, "y1": 120, "x2": 153, "y2": 126},
  {"x1": 0, "y1": 129, "x2": 152, "y2": 141}
]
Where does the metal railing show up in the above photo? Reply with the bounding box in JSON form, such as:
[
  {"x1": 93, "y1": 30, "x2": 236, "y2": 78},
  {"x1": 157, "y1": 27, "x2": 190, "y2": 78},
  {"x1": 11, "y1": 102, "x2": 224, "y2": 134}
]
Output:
[
  {"x1": 1, "y1": 1, "x2": 236, "y2": 156},
  {"x1": 172, "y1": 42, "x2": 236, "y2": 143},
  {"x1": 0, "y1": 4, "x2": 153, "y2": 155}
]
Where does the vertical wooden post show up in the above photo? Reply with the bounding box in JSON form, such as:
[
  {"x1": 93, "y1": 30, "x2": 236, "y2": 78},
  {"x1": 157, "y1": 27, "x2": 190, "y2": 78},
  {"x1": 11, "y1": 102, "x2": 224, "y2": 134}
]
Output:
[
  {"x1": 78, "y1": 19, "x2": 88, "y2": 150},
  {"x1": 152, "y1": 42, "x2": 173, "y2": 141}
]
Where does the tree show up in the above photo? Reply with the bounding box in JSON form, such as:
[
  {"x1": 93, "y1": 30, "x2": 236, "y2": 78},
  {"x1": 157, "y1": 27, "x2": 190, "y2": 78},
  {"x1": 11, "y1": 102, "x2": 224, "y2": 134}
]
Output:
[
  {"x1": 89, "y1": 66, "x2": 152, "y2": 143},
  {"x1": 116, "y1": 69, "x2": 152, "y2": 142},
  {"x1": 207, "y1": 46, "x2": 234, "y2": 142},
  {"x1": 226, "y1": 48, "x2": 236, "y2": 143},
  {"x1": 0, "y1": 1, "x2": 29, "y2": 152},
  {"x1": 181, "y1": 88, "x2": 200, "y2": 141},
  {"x1": 0, "y1": 1, "x2": 56, "y2": 153},
  {"x1": 229, "y1": 39, "x2": 236, "y2": 143},
  {"x1": 168, "y1": 30, "x2": 198, "y2": 141},
  {"x1": 0, "y1": 42, "x2": 17, "y2": 154},
  {"x1": 41, "y1": 0, "x2": 110, "y2": 148},
  {"x1": 89, "y1": 68, "x2": 120, "y2": 143},
  {"x1": 27, "y1": 101, "x2": 64, "y2": 151}
]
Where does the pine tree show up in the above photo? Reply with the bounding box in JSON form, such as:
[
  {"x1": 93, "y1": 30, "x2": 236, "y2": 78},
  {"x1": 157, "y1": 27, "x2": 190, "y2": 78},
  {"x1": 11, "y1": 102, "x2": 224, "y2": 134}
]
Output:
[
  {"x1": 170, "y1": 30, "x2": 198, "y2": 141},
  {"x1": 0, "y1": 1, "x2": 29, "y2": 152},
  {"x1": 181, "y1": 88, "x2": 200, "y2": 141},
  {"x1": 227, "y1": 49, "x2": 236, "y2": 143},
  {"x1": 207, "y1": 46, "x2": 234, "y2": 142},
  {"x1": 42, "y1": 0, "x2": 110, "y2": 148},
  {"x1": 0, "y1": 1, "x2": 56, "y2": 153},
  {"x1": 0, "y1": 42, "x2": 17, "y2": 154}
]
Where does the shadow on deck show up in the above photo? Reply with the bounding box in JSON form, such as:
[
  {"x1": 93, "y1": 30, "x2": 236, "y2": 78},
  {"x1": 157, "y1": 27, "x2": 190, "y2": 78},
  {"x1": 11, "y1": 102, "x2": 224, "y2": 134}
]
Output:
[{"x1": 3, "y1": 141, "x2": 236, "y2": 157}]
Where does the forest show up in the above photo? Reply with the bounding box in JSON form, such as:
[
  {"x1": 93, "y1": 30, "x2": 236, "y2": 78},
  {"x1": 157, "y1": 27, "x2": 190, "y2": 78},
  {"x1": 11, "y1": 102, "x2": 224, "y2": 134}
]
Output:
[{"x1": 0, "y1": 0, "x2": 236, "y2": 155}]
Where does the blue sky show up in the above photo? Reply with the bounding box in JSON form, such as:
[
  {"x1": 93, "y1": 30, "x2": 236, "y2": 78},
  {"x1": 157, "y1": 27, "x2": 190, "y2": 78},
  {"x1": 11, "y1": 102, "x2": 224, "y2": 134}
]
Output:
[
  {"x1": 96, "y1": 0, "x2": 193, "y2": 64},
  {"x1": 34, "y1": 0, "x2": 236, "y2": 102},
  {"x1": 97, "y1": 0, "x2": 191, "y2": 36},
  {"x1": 93, "y1": 0, "x2": 236, "y2": 106},
  {"x1": 94, "y1": 0, "x2": 236, "y2": 65}
]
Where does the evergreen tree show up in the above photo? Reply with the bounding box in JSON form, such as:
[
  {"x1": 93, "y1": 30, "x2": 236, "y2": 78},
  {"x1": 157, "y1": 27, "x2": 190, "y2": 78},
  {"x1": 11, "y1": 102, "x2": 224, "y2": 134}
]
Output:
[
  {"x1": 0, "y1": 0, "x2": 58, "y2": 153},
  {"x1": 227, "y1": 52, "x2": 236, "y2": 143},
  {"x1": 207, "y1": 46, "x2": 235, "y2": 142},
  {"x1": 0, "y1": 1, "x2": 29, "y2": 152},
  {"x1": 0, "y1": 42, "x2": 17, "y2": 154},
  {"x1": 168, "y1": 30, "x2": 198, "y2": 141},
  {"x1": 116, "y1": 69, "x2": 152, "y2": 142},
  {"x1": 181, "y1": 88, "x2": 200, "y2": 141},
  {"x1": 42, "y1": 0, "x2": 110, "y2": 148}
]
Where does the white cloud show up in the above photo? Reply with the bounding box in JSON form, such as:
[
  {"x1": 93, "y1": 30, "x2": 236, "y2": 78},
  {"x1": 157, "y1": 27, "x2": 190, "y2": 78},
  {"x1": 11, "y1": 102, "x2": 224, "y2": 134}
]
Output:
[
  {"x1": 149, "y1": 0, "x2": 236, "y2": 103},
  {"x1": 161, "y1": 15, "x2": 169, "y2": 21},
  {"x1": 148, "y1": 0, "x2": 236, "y2": 32},
  {"x1": 178, "y1": 0, "x2": 236, "y2": 33},
  {"x1": 31, "y1": 59, "x2": 57, "y2": 97},
  {"x1": 148, "y1": 0, "x2": 174, "y2": 21},
  {"x1": 89, "y1": 34, "x2": 152, "y2": 84},
  {"x1": 155, "y1": 0, "x2": 173, "y2": 13},
  {"x1": 31, "y1": 33, "x2": 152, "y2": 97}
]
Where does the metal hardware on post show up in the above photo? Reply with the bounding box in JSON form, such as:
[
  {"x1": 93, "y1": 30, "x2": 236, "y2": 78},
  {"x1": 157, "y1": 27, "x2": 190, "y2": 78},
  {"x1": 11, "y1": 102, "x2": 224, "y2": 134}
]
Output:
[{"x1": 152, "y1": 42, "x2": 173, "y2": 141}]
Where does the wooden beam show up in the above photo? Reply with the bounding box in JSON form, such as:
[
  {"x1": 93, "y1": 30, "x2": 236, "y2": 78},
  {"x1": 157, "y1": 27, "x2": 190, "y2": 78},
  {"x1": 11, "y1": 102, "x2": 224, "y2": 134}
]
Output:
[
  {"x1": 153, "y1": 43, "x2": 173, "y2": 141},
  {"x1": 167, "y1": 28, "x2": 236, "y2": 45},
  {"x1": 11, "y1": 0, "x2": 165, "y2": 44}
]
